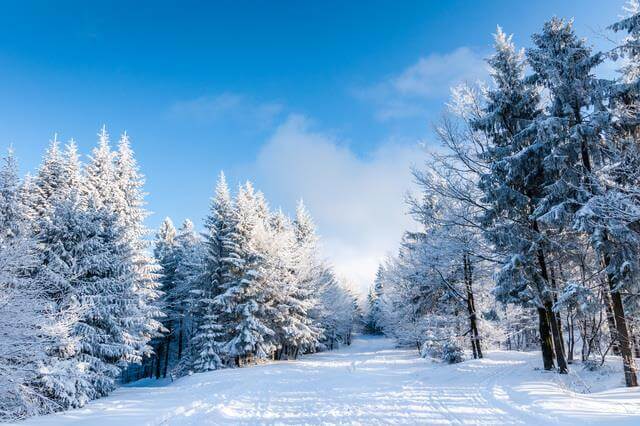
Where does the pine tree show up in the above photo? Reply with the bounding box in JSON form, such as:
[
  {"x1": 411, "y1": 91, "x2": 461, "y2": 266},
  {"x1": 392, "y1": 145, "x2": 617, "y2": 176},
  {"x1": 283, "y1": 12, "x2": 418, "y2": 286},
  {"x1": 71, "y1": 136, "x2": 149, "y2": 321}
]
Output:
[
  {"x1": 583, "y1": 2, "x2": 640, "y2": 387},
  {"x1": 525, "y1": 17, "x2": 609, "y2": 375},
  {"x1": 29, "y1": 137, "x2": 81, "y2": 222},
  {"x1": 470, "y1": 27, "x2": 560, "y2": 370},
  {"x1": 151, "y1": 218, "x2": 178, "y2": 378},
  {"x1": 277, "y1": 202, "x2": 323, "y2": 357},
  {"x1": 0, "y1": 148, "x2": 26, "y2": 236},
  {"x1": 0, "y1": 150, "x2": 69, "y2": 420},
  {"x1": 84, "y1": 127, "x2": 117, "y2": 210},
  {"x1": 365, "y1": 267, "x2": 384, "y2": 334},
  {"x1": 189, "y1": 172, "x2": 237, "y2": 371},
  {"x1": 220, "y1": 183, "x2": 274, "y2": 364},
  {"x1": 37, "y1": 189, "x2": 144, "y2": 406},
  {"x1": 113, "y1": 131, "x2": 163, "y2": 361},
  {"x1": 171, "y1": 219, "x2": 205, "y2": 369}
]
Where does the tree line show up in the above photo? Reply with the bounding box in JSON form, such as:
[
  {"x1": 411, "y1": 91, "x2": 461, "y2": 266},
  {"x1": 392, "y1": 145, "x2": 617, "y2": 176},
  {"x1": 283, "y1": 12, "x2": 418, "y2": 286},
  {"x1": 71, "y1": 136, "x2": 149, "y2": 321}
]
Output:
[
  {"x1": 367, "y1": 4, "x2": 640, "y2": 387},
  {"x1": 0, "y1": 128, "x2": 358, "y2": 421}
]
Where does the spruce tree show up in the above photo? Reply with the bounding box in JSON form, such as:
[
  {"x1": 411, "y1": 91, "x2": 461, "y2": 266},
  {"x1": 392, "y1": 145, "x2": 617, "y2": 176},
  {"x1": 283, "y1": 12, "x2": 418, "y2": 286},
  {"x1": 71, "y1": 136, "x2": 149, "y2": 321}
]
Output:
[
  {"x1": 0, "y1": 150, "x2": 65, "y2": 420},
  {"x1": 221, "y1": 183, "x2": 274, "y2": 363},
  {"x1": 152, "y1": 218, "x2": 178, "y2": 378},
  {"x1": 189, "y1": 172, "x2": 237, "y2": 371},
  {"x1": 113, "y1": 132, "x2": 163, "y2": 360},
  {"x1": 172, "y1": 219, "x2": 205, "y2": 366},
  {"x1": 470, "y1": 27, "x2": 559, "y2": 370}
]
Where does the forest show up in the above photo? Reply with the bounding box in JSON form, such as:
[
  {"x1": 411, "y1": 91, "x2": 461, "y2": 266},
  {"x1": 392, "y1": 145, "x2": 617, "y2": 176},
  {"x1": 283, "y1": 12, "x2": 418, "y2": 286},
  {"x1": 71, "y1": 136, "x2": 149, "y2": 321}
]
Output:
[
  {"x1": 0, "y1": 128, "x2": 358, "y2": 421},
  {"x1": 366, "y1": 4, "x2": 640, "y2": 390},
  {"x1": 5, "y1": 1, "x2": 640, "y2": 424}
]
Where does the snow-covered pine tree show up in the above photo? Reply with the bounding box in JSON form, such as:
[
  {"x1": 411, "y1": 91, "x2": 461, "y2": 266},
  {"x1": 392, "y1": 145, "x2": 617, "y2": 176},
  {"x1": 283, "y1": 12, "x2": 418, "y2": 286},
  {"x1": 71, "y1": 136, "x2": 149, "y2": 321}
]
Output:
[
  {"x1": 576, "y1": 1, "x2": 640, "y2": 387},
  {"x1": 525, "y1": 17, "x2": 608, "y2": 375},
  {"x1": 219, "y1": 183, "x2": 274, "y2": 365},
  {"x1": 37, "y1": 187, "x2": 145, "y2": 406},
  {"x1": 84, "y1": 127, "x2": 117, "y2": 211},
  {"x1": 470, "y1": 27, "x2": 561, "y2": 370},
  {"x1": 0, "y1": 148, "x2": 27, "y2": 236},
  {"x1": 170, "y1": 219, "x2": 205, "y2": 372},
  {"x1": 113, "y1": 131, "x2": 163, "y2": 363},
  {"x1": 315, "y1": 267, "x2": 358, "y2": 349},
  {"x1": 189, "y1": 172, "x2": 237, "y2": 372},
  {"x1": 27, "y1": 137, "x2": 80, "y2": 223},
  {"x1": 0, "y1": 149, "x2": 73, "y2": 421},
  {"x1": 83, "y1": 128, "x2": 162, "y2": 385},
  {"x1": 365, "y1": 266, "x2": 385, "y2": 334},
  {"x1": 151, "y1": 218, "x2": 178, "y2": 378},
  {"x1": 272, "y1": 202, "x2": 323, "y2": 358}
]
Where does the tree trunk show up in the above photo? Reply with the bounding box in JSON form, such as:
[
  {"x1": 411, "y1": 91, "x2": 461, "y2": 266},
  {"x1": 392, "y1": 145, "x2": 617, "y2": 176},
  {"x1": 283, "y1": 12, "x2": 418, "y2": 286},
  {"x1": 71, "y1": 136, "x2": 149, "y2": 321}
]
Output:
[
  {"x1": 550, "y1": 265, "x2": 566, "y2": 355},
  {"x1": 602, "y1": 250, "x2": 638, "y2": 387},
  {"x1": 566, "y1": 309, "x2": 574, "y2": 364},
  {"x1": 609, "y1": 284, "x2": 638, "y2": 387},
  {"x1": 154, "y1": 346, "x2": 163, "y2": 379},
  {"x1": 629, "y1": 324, "x2": 640, "y2": 358},
  {"x1": 533, "y1": 226, "x2": 568, "y2": 373},
  {"x1": 545, "y1": 301, "x2": 568, "y2": 374},
  {"x1": 538, "y1": 307, "x2": 555, "y2": 370},
  {"x1": 603, "y1": 287, "x2": 621, "y2": 356},
  {"x1": 177, "y1": 318, "x2": 184, "y2": 360},
  {"x1": 162, "y1": 331, "x2": 172, "y2": 378},
  {"x1": 463, "y1": 253, "x2": 482, "y2": 359}
]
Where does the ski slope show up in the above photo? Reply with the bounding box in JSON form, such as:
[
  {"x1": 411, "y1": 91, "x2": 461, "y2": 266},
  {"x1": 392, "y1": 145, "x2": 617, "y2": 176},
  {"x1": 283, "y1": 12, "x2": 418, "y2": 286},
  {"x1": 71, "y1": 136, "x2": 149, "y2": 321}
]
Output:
[{"x1": 14, "y1": 336, "x2": 640, "y2": 425}]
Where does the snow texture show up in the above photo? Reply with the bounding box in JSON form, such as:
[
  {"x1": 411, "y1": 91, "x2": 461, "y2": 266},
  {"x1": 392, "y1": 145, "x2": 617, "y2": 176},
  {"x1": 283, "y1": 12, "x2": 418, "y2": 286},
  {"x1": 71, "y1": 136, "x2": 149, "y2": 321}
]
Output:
[{"x1": 14, "y1": 336, "x2": 640, "y2": 425}]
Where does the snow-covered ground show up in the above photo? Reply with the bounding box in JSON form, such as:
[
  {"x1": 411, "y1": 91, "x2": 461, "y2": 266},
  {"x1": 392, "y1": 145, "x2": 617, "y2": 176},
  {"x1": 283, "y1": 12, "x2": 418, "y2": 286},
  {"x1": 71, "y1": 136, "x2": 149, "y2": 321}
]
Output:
[{"x1": 13, "y1": 336, "x2": 640, "y2": 425}]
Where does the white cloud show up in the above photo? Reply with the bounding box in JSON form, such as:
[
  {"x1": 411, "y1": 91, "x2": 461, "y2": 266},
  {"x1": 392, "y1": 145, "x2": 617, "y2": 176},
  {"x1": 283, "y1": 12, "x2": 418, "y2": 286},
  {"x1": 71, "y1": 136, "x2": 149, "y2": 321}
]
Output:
[
  {"x1": 356, "y1": 47, "x2": 488, "y2": 121},
  {"x1": 169, "y1": 92, "x2": 284, "y2": 128},
  {"x1": 248, "y1": 114, "x2": 420, "y2": 294}
]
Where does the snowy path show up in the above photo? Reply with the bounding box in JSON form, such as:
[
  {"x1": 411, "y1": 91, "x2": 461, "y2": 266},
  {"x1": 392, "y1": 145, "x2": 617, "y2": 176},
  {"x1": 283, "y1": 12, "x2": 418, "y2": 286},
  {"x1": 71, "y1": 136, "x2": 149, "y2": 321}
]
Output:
[{"x1": 14, "y1": 336, "x2": 640, "y2": 425}]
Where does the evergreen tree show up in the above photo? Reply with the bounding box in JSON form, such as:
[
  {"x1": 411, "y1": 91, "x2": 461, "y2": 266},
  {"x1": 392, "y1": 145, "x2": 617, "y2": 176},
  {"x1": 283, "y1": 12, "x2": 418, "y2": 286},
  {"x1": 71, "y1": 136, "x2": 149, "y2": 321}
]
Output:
[
  {"x1": 366, "y1": 266, "x2": 385, "y2": 334},
  {"x1": 470, "y1": 27, "x2": 560, "y2": 370},
  {"x1": 189, "y1": 172, "x2": 237, "y2": 371},
  {"x1": 113, "y1": 131, "x2": 163, "y2": 360},
  {"x1": 525, "y1": 17, "x2": 606, "y2": 375},
  {"x1": 0, "y1": 150, "x2": 69, "y2": 421},
  {"x1": 281, "y1": 202, "x2": 323, "y2": 357},
  {"x1": 171, "y1": 219, "x2": 205, "y2": 369},
  {"x1": 84, "y1": 127, "x2": 117, "y2": 210},
  {"x1": 220, "y1": 183, "x2": 274, "y2": 363},
  {"x1": 151, "y1": 218, "x2": 178, "y2": 378}
]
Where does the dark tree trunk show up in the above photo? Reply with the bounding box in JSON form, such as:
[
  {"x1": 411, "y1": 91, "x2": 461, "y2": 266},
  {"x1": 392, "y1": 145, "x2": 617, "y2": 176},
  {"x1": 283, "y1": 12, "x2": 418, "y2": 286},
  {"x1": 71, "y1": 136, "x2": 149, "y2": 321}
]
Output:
[
  {"x1": 550, "y1": 266, "x2": 566, "y2": 355},
  {"x1": 463, "y1": 253, "x2": 482, "y2": 359},
  {"x1": 608, "y1": 280, "x2": 638, "y2": 386},
  {"x1": 154, "y1": 346, "x2": 163, "y2": 379},
  {"x1": 602, "y1": 249, "x2": 638, "y2": 387},
  {"x1": 177, "y1": 318, "x2": 184, "y2": 360},
  {"x1": 566, "y1": 309, "x2": 575, "y2": 364},
  {"x1": 162, "y1": 331, "x2": 172, "y2": 378},
  {"x1": 603, "y1": 287, "x2": 621, "y2": 356},
  {"x1": 545, "y1": 301, "x2": 568, "y2": 374},
  {"x1": 629, "y1": 324, "x2": 640, "y2": 359},
  {"x1": 532, "y1": 225, "x2": 568, "y2": 373},
  {"x1": 538, "y1": 307, "x2": 555, "y2": 370}
]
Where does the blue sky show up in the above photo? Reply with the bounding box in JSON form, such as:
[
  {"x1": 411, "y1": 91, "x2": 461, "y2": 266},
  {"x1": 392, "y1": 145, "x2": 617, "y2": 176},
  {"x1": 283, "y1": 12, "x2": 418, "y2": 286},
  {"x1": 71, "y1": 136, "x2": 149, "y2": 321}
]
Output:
[{"x1": 1, "y1": 0, "x2": 624, "y2": 292}]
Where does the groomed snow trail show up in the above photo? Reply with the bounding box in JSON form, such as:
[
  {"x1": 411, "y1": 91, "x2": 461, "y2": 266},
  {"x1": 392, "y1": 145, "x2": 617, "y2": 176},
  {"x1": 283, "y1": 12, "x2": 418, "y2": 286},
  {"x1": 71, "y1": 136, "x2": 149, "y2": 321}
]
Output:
[{"x1": 15, "y1": 336, "x2": 640, "y2": 425}]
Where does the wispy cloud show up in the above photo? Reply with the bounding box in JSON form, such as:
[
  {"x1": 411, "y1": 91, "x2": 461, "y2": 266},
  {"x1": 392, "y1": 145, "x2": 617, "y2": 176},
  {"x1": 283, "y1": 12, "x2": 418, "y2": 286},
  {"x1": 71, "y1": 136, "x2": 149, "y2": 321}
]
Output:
[
  {"x1": 169, "y1": 92, "x2": 284, "y2": 129},
  {"x1": 246, "y1": 114, "x2": 420, "y2": 293},
  {"x1": 355, "y1": 47, "x2": 488, "y2": 121}
]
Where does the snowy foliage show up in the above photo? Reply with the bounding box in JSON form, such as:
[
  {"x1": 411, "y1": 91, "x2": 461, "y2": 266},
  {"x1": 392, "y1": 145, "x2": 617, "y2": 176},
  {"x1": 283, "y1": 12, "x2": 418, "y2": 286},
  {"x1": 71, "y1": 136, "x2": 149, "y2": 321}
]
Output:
[
  {"x1": 370, "y1": 4, "x2": 640, "y2": 388},
  {"x1": 0, "y1": 128, "x2": 354, "y2": 420}
]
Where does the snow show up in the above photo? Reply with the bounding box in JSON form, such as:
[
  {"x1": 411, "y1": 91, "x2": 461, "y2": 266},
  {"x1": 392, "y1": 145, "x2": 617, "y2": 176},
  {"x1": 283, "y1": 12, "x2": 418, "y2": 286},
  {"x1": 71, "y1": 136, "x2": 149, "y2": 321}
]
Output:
[{"x1": 13, "y1": 336, "x2": 640, "y2": 425}]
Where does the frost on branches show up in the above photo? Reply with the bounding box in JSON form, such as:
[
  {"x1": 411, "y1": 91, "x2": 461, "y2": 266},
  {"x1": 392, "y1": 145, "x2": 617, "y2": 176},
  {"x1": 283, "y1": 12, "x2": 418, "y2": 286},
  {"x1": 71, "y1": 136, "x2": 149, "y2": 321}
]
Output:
[{"x1": 368, "y1": 3, "x2": 640, "y2": 389}]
